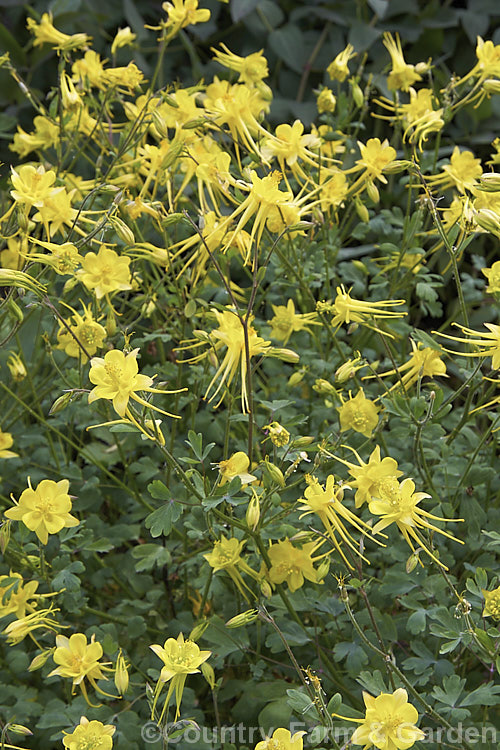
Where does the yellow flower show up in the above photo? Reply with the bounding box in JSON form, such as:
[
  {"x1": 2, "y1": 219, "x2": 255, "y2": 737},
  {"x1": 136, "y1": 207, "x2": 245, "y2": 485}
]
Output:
[
  {"x1": 255, "y1": 727, "x2": 306, "y2": 750},
  {"x1": 114, "y1": 649, "x2": 129, "y2": 695},
  {"x1": 268, "y1": 299, "x2": 319, "y2": 345},
  {"x1": 5, "y1": 478, "x2": 79, "y2": 545},
  {"x1": 434, "y1": 322, "x2": 500, "y2": 370},
  {"x1": 263, "y1": 421, "x2": 290, "y2": 447},
  {"x1": 327, "y1": 44, "x2": 356, "y2": 82},
  {"x1": 261, "y1": 121, "x2": 321, "y2": 182},
  {"x1": 212, "y1": 44, "x2": 268, "y2": 85},
  {"x1": 204, "y1": 535, "x2": 258, "y2": 599},
  {"x1": 26, "y1": 12, "x2": 91, "y2": 52},
  {"x1": 329, "y1": 285, "x2": 406, "y2": 332},
  {"x1": 63, "y1": 716, "x2": 116, "y2": 750},
  {"x1": 337, "y1": 389, "x2": 380, "y2": 438},
  {"x1": 111, "y1": 26, "x2": 136, "y2": 56},
  {"x1": 88, "y1": 348, "x2": 182, "y2": 422},
  {"x1": 10, "y1": 115, "x2": 59, "y2": 158},
  {"x1": 10, "y1": 164, "x2": 61, "y2": 209},
  {"x1": 347, "y1": 688, "x2": 425, "y2": 750},
  {"x1": 3, "y1": 606, "x2": 61, "y2": 646},
  {"x1": 56, "y1": 305, "x2": 106, "y2": 362},
  {"x1": 48, "y1": 632, "x2": 113, "y2": 703},
  {"x1": 6, "y1": 351, "x2": 27, "y2": 381},
  {"x1": 0, "y1": 430, "x2": 18, "y2": 459},
  {"x1": 426, "y1": 146, "x2": 482, "y2": 194},
  {"x1": 217, "y1": 451, "x2": 256, "y2": 485},
  {"x1": 27, "y1": 237, "x2": 83, "y2": 275},
  {"x1": 481, "y1": 585, "x2": 500, "y2": 620},
  {"x1": 369, "y1": 478, "x2": 464, "y2": 569},
  {"x1": 331, "y1": 445, "x2": 403, "y2": 509},
  {"x1": 317, "y1": 87, "x2": 336, "y2": 113},
  {"x1": 456, "y1": 36, "x2": 500, "y2": 85},
  {"x1": 162, "y1": 0, "x2": 210, "y2": 32},
  {"x1": 298, "y1": 475, "x2": 384, "y2": 568},
  {"x1": 355, "y1": 138, "x2": 397, "y2": 183},
  {"x1": 482, "y1": 260, "x2": 500, "y2": 293},
  {"x1": 366, "y1": 341, "x2": 447, "y2": 391},
  {"x1": 383, "y1": 33, "x2": 422, "y2": 91},
  {"x1": 266, "y1": 538, "x2": 326, "y2": 592},
  {"x1": 0, "y1": 573, "x2": 38, "y2": 618},
  {"x1": 72, "y1": 50, "x2": 108, "y2": 89},
  {"x1": 150, "y1": 632, "x2": 211, "y2": 721},
  {"x1": 76, "y1": 246, "x2": 132, "y2": 299}
]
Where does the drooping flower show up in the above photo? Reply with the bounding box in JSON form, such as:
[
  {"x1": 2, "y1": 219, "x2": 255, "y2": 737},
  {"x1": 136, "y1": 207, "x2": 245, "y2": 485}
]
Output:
[
  {"x1": 263, "y1": 421, "x2": 290, "y2": 447},
  {"x1": 0, "y1": 573, "x2": 39, "y2": 618},
  {"x1": 111, "y1": 26, "x2": 136, "y2": 56},
  {"x1": 6, "y1": 352, "x2": 27, "y2": 381},
  {"x1": 434, "y1": 322, "x2": 500, "y2": 370},
  {"x1": 212, "y1": 44, "x2": 269, "y2": 85},
  {"x1": 365, "y1": 341, "x2": 447, "y2": 391},
  {"x1": 161, "y1": 0, "x2": 211, "y2": 33},
  {"x1": 316, "y1": 87, "x2": 336, "y2": 113},
  {"x1": 455, "y1": 36, "x2": 500, "y2": 86},
  {"x1": 217, "y1": 452, "x2": 256, "y2": 485},
  {"x1": 337, "y1": 389, "x2": 381, "y2": 438},
  {"x1": 3, "y1": 606, "x2": 61, "y2": 646},
  {"x1": 10, "y1": 115, "x2": 59, "y2": 158},
  {"x1": 26, "y1": 12, "x2": 91, "y2": 52},
  {"x1": 343, "y1": 688, "x2": 425, "y2": 750},
  {"x1": 63, "y1": 716, "x2": 116, "y2": 750},
  {"x1": 266, "y1": 538, "x2": 327, "y2": 592},
  {"x1": 329, "y1": 445, "x2": 403, "y2": 509},
  {"x1": 481, "y1": 585, "x2": 500, "y2": 620},
  {"x1": 268, "y1": 299, "x2": 319, "y2": 345},
  {"x1": 383, "y1": 33, "x2": 422, "y2": 91},
  {"x1": 0, "y1": 430, "x2": 18, "y2": 459},
  {"x1": 26, "y1": 237, "x2": 83, "y2": 275},
  {"x1": 150, "y1": 632, "x2": 211, "y2": 721},
  {"x1": 5, "y1": 478, "x2": 79, "y2": 545},
  {"x1": 203, "y1": 535, "x2": 259, "y2": 599},
  {"x1": 76, "y1": 246, "x2": 132, "y2": 300},
  {"x1": 88, "y1": 348, "x2": 183, "y2": 430},
  {"x1": 327, "y1": 44, "x2": 357, "y2": 82},
  {"x1": 48, "y1": 632, "x2": 114, "y2": 704},
  {"x1": 298, "y1": 475, "x2": 384, "y2": 568},
  {"x1": 369, "y1": 478, "x2": 464, "y2": 569}
]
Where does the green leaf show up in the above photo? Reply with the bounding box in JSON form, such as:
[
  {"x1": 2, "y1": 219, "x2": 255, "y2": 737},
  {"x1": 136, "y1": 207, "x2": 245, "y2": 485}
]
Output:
[
  {"x1": 230, "y1": 0, "x2": 259, "y2": 22},
  {"x1": 145, "y1": 501, "x2": 181, "y2": 538},
  {"x1": 131, "y1": 543, "x2": 171, "y2": 571},
  {"x1": 148, "y1": 480, "x2": 171, "y2": 501},
  {"x1": 268, "y1": 25, "x2": 305, "y2": 74}
]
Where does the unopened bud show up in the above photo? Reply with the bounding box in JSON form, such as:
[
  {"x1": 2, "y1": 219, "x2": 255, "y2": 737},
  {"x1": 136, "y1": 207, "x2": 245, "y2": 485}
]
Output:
[
  {"x1": 110, "y1": 216, "x2": 135, "y2": 245},
  {"x1": 49, "y1": 391, "x2": 73, "y2": 416},
  {"x1": 28, "y1": 648, "x2": 54, "y2": 671},
  {"x1": 383, "y1": 159, "x2": 413, "y2": 174},
  {"x1": 225, "y1": 609, "x2": 259, "y2": 628},
  {"x1": 245, "y1": 491, "x2": 260, "y2": 531},
  {"x1": 201, "y1": 661, "x2": 215, "y2": 689},
  {"x1": 114, "y1": 648, "x2": 129, "y2": 694},
  {"x1": 292, "y1": 436, "x2": 314, "y2": 448},
  {"x1": 263, "y1": 459, "x2": 285, "y2": 488},
  {"x1": 350, "y1": 79, "x2": 364, "y2": 108},
  {"x1": 260, "y1": 580, "x2": 272, "y2": 598},
  {"x1": 287, "y1": 370, "x2": 304, "y2": 387},
  {"x1": 335, "y1": 354, "x2": 364, "y2": 383},
  {"x1": 316, "y1": 559, "x2": 330, "y2": 582},
  {"x1": 406, "y1": 551, "x2": 421, "y2": 574},
  {"x1": 477, "y1": 172, "x2": 500, "y2": 192},
  {"x1": 151, "y1": 110, "x2": 169, "y2": 139},
  {"x1": 366, "y1": 180, "x2": 379, "y2": 203},
  {"x1": 162, "y1": 212, "x2": 187, "y2": 227},
  {"x1": 163, "y1": 136, "x2": 185, "y2": 169},
  {"x1": 313, "y1": 378, "x2": 336, "y2": 396},
  {"x1": 182, "y1": 117, "x2": 207, "y2": 129},
  {"x1": 474, "y1": 208, "x2": 500, "y2": 237},
  {"x1": 268, "y1": 347, "x2": 299, "y2": 363},
  {"x1": 7, "y1": 299, "x2": 23, "y2": 323},
  {"x1": 7, "y1": 724, "x2": 33, "y2": 737},
  {"x1": 189, "y1": 619, "x2": 209, "y2": 641},
  {"x1": 354, "y1": 198, "x2": 369, "y2": 224},
  {"x1": 106, "y1": 311, "x2": 117, "y2": 336}
]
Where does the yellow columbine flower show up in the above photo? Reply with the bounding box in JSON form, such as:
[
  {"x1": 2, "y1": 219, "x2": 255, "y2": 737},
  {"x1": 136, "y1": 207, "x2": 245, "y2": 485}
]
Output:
[
  {"x1": 329, "y1": 285, "x2": 406, "y2": 330},
  {"x1": 263, "y1": 421, "x2": 290, "y2": 447},
  {"x1": 298, "y1": 475, "x2": 384, "y2": 568},
  {"x1": 383, "y1": 32, "x2": 422, "y2": 91},
  {"x1": 5, "y1": 478, "x2": 79, "y2": 545},
  {"x1": 27, "y1": 237, "x2": 83, "y2": 275},
  {"x1": 268, "y1": 299, "x2": 319, "y2": 345},
  {"x1": 426, "y1": 146, "x2": 482, "y2": 194},
  {"x1": 343, "y1": 688, "x2": 425, "y2": 750},
  {"x1": 355, "y1": 138, "x2": 398, "y2": 183},
  {"x1": 266, "y1": 538, "x2": 327, "y2": 592},
  {"x1": 335, "y1": 353, "x2": 366, "y2": 383},
  {"x1": 10, "y1": 114, "x2": 59, "y2": 158},
  {"x1": 337, "y1": 389, "x2": 380, "y2": 438},
  {"x1": 114, "y1": 649, "x2": 129, "y2": 695},
  {"x1": 6, "y1": 352, "x2": 27, "y2": 381},
  {"x1": 88, "y1": 348, "x2": 183, "y2": 426},
  {"x1": 49, "y1": 632, "x2": 115, "y2": 704},
  {"x1": 365, "y1": 341, "x2": 447, "y2": 391},
  {"x1": 482, "y1": 260, "x2": 500, "y2": 293},
  {"x1": 327, "y1": 44, "x2": 356, "y2": 82},
  {"x1": 3, "y1": 606, "x2": 61, "y2": 646},
  {"x1": 212, "y1": 44, "x2": 269, "y2": 85},
  {"x1": 328, "y1": 445, "x2": 403, "y2": 509},
  {"x1": 317, "y1": 87, "x2": 336, "y2": 113},
  {"x1": 255, "y1": 727, "x2": 306, "y2": 750},
  {"x1": 150, "y1": 632, "x2": 211, "y2": 721},
  {"x1": 203, "y1": 535, "x2": 259, "y2": 600},
  {"x1": 369, "y1": 478, "x2": 464, "y2": 569},
  {"x1": 56, "y1": 305, "x2": 106, "y2": 362},
  {"x1": 0, "y1": 573, "x2": 38, "y2": 618},
  {"x1": 455, "y1": 36, "x2": 500, "y2": 85},
  {"x1": 434, "y1": 322, "x2": 500, "y2": 370},
  {"x1": 76, "y1": 246, "x2": 132, "y2": 300},
  {"x1": 10, "y1": 164, "x2": 61, "y2": 209},
  {"x1": 161, "y1": 0, "x2": 210, "y2": 33},
  {"x1": 217, "y1": 451, "x2": 256, "y2": 485},
  {"x1": 481, "y1": 585, "x2": 500, "y2": 620},
  {"x1": 111, "y1": 26, "x2": 136, "y2": 56},
  {"x1": 63, "y1": 717, "x2": 116, "y2": 750},
  {"x1": 26, "y1": 12, "x2": 91, "y2": 52},
  {"x1": 0, "y1": 430, "x2": 18, "y2": 459},
  {"x1": 261, "y1": 121, "x2": 321, "y2": 183}
]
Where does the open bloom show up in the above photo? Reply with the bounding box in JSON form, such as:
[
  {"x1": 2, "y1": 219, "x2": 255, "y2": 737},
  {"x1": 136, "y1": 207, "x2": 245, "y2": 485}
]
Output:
[
  {"x1": 63, "y1": 716, "x2": 116, "y2": 750},
  {"x1": 434, "y1": 322, "x2": 500, "y2": 370},
  {"x1": 330, "y1": 445, "x2": 403, "y2": 509},
  {"x1": 5, "y1": 478, "x2": 79, "y2": 545},
  {"x1": 76, "y1": 246, "x2": 132, "y2": 299},
  {"x1": 328, "y1": 285, "x2": 406, "y2": 331},
  {"x1": 266, "y1": 538, "x2": 327, "y2": 592},
  {"x1": 212, "y1": 44, "x2": 268, "y2": 85},
  {"x1": 56, "y1": 305, "x2": 106, "y2": 362},
  {"x1": 204, "y1": 535, "x2": 259, "y2": 599},
  {"x1": 10, "y1": 164, "x2": 61, "y2": 209},
  {"x1": 482, "y1": 260, "x2": 500, "y2": 293},
  {"x1": 346, "y1": 688, "x2": 425, "y2": 750},
  {"x1": 365, "y1": 341, "x2": 447, "y2": 391},
  {"x1": 150, "y1": 633, "x2": 211, "y2": 721},
  {"x1": 355, "y1": 138, "x2": 397, "y2": 183},
  {"x1": 481, "y1": 585, "x2": 500, "y2": 620},
  {"x1": 217, "y1": 452, "x2": 256, "y2": 485},
  {"x1": 3, "y1": 606, "x2": 61, "y2": 646},
  {"x1": 162, "y1": 0, "x2": 210, "y2": 32},
  {"x1": 255, "y1": 728, "x2": 306, "y2": 750},
  {"x1": 337, "y1": 389, "x2": 380, "y2": 438},
  {"x1": 26, "y1": 12, "x2": 91, "y2": 52},
  {"x1": 0, "y1": 430, "x2": 18, "y2": 459},
  {"x1": 268, "y1": 299, "x2": 319, "y2": 345},
  {"x1": 426, "y1": 147, "x2": 482, "y2": 194},
  {"x1": 88, "y1": 348, "x2": 183, "y2": 424},
  {"x1": 0, "y1": 573, "x2": 39, "y2": 618},
  {"x1": 369, "y1": 478, "x2": 464, "y2": 569},
  {"x1": 298, "y1": 475, "x2": 384, "y2": 568},
  {"x1": 48, "y1": 633, "x2": 113, "y2": 704}
]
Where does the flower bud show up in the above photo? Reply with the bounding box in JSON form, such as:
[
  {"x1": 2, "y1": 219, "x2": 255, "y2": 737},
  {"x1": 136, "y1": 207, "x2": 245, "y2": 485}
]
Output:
[
  {"x1": 263, "y1": 459, "x2": 285, "y2": 488},
  {"x1": 292, "y1": 436, "x2": 314, "y2": 448},
  {"x1": 474, "y1": 208, "x2": 500, "y2": 237},
  {"x1": 49, "y1": 391, "x2": 74, "y2": 416},
  {"x1": 245, "y1": 491, "x2": 260, "y2": 531},
  {"x1": 268, "y1": 347, "x2": 300, "y2": 363},
  {"x1": 28, "y1": 648, "x2": 54, "y2": 671},
  {"x1": 316, "y1": 559, "x2": 330, "y2": 583},
  {"x1": 354, "y1": 198, "x2": 369, "y2": 223},
  {"x1": 366, "y1": 180, "x2": 380, "y2": 203},
  {"x1": 225, "y1": 609, "x2": 259, "y2": 628},
  {"x1": 201, "y1": 661, "x2": 215, "y2": 689},
  {"x1": 7, "y1": 724, "x2": 33, "y2": 737},
  {"x1": 260, "y1": 580, "x2": 273, "y2": 598},
  {"x1": 110, "y1": 216, "x2": 136, "y2": 245},
  {"x1": 406, "y1": 551, "x2": 421, "y2": 574},
  {"x1": 288, "y1": 370, "x2": 305, "y2": 387},
  {"x1": 478, "y1": 172, "x2": 500, "y2": 192},
  {"x1": 189, "y1": 619, "x2": 209, "y2": 641},
  {"x1": 335, "y1": 354, "x2": 364, "y2": 383},
  {"x1": 106, "y1": 310, "x2": 117, "y2": 336},
  {"x1": 7, "y1": 299, "x2": 23, "y2": 323},
  {"x1": 350, "y1": 79, "x2": 364, "y2": 108},
  {"x1": 382, "y1": 159, "x2": 414, "y2": 174},
  {"x1": 114, "y1": 648, "x2": 129, "y2": 694}
]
